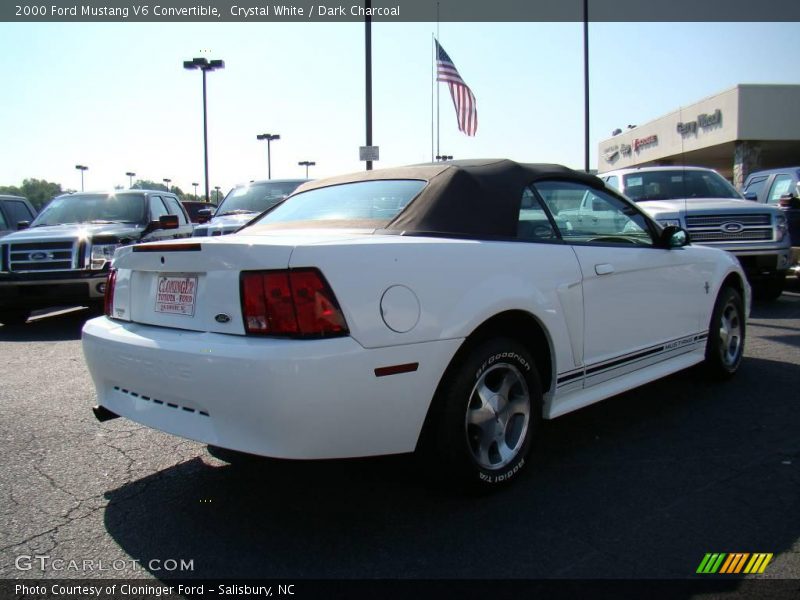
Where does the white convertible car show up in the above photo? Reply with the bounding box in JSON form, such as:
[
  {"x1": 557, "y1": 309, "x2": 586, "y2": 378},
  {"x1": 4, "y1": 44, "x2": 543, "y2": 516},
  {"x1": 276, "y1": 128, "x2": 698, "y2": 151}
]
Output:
[{"x1": 82, "y1": 160, "x2": 749, "y2": 490}]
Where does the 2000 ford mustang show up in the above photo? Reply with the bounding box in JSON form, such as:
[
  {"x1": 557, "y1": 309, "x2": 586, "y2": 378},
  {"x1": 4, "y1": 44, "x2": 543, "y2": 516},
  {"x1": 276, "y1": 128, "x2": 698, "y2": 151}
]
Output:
[{"x1": 82, "y1": 160, "x2": 749, "y2": 489}]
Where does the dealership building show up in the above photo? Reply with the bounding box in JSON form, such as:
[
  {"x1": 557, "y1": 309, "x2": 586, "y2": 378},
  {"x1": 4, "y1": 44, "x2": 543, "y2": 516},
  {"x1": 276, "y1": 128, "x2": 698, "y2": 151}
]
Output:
[{"x1": 597, "y1": 84, "x2": 800, "y2": 189}]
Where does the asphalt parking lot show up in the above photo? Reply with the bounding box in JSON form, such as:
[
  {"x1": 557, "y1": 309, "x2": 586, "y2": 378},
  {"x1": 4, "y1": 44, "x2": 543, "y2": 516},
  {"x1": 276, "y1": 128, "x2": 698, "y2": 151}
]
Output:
[{"x1": 0, "y1": 281, "x2": 798, "y2": 585}]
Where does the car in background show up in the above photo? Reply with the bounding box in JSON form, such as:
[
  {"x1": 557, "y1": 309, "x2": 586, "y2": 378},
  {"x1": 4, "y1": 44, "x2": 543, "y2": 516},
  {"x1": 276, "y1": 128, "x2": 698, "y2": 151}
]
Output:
[
  {"x1": 742, "y1": 167, "x2": 800, "y2": 277},
  {"x1": 84, "y1": 159, "x2": 749, "y2": 491},
  {"x1": 0, "y1": 195, "x2": 37, "y2": 238},
  {"x1": 192, "y1": 179, "x2": 307, "y2": 237},
  {"x1": 602, "y1": 166, "x2": 791, "y2": 300},
  {"x1": 181, "y1": 200, "x2": 215, "y2": 224},
  {"x1": 0, "y1": 190, "x2": 193, "y2": 326}
]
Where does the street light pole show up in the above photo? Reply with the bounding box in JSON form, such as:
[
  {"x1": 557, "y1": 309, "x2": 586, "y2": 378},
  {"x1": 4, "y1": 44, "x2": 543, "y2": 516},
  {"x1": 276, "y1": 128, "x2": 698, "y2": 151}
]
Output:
[
  {"x1": 184, "y1": 57, "x2": 225, "y2": 203},
  {"x1": 298, "y1": 160, "x2": 316, "y2": 178},
  {"x1": 256, "y1": 133, "x2": 280, "y2": 179},
  {"x1": 163, "y1": 178, "x2": 172, "y2": 192},
  {"x1": 125, "y1": 171, "x2": 136, "y2": 188},
  {"x1": 75, "y1": 165, "x2": 88, "y2": 191},
  {"x1": 214, "y1": 186, "x2": 221, "y2": 204},
  {"x1": 192, "y1": 182, "x2": 199, "y2": 200}
]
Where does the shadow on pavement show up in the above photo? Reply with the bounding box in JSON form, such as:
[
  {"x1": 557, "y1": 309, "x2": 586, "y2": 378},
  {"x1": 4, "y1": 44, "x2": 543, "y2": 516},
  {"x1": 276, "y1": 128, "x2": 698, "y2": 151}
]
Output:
[
  {"x1": 102, "y1": 357, "x2": 799, "y2": 582},
  {"x1": 0, "y1": 306, "x2": 97, "y2": 342}
]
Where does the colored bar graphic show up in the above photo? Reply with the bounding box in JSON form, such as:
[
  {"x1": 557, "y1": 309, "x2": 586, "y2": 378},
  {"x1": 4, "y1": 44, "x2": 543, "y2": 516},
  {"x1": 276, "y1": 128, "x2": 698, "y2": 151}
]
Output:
[
  {"x1": 720, "y1": 553, "x2": 749, "y2": 574},
  {"x1": 697, "y1": 552, "x2": 774, "y2": 574},
  {"x1": 744, "y1": 553, "x2": 774, "y2": 574}
]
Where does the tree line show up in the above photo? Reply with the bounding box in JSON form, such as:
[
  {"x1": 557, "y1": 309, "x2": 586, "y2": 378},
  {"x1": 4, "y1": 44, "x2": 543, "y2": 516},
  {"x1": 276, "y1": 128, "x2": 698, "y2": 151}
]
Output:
[{"x1": 0, "y1": 179, "x2": 212, "y2": 212}]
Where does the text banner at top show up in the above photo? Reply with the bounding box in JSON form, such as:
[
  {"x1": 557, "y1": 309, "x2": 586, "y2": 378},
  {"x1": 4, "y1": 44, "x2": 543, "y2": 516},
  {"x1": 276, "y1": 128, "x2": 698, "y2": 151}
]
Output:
[{"x1": 4, "y1": 0, "x2": 800, "y2": 22}]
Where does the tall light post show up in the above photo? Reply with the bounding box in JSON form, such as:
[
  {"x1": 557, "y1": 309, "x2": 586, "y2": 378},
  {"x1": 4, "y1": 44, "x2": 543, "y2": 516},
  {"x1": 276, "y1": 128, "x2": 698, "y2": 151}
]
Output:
[
  {"x1": 192, "y1": 182, "x2": 199, "y2": 199},
  {"x1": 163, "y1": 178, "x2": 172, "y2": 192},
  {"x1": 183, "y1": 56, "x2": 225, "y2": 203},
  {"x1": 214, "y1": 186, "x2": 221, "y2": 204},
  {"x1": 256, "y1": 133, "x2": 280, "y2": 179},
  {"x1": 298, "y1": 160, "x2": 315, "y2": 178},
  {"x1": 126, "y1": 171, "x2": 136, "y2": 188},
  {"x1": 75, "y1": 165, "x2": 88, "y2": 191}
]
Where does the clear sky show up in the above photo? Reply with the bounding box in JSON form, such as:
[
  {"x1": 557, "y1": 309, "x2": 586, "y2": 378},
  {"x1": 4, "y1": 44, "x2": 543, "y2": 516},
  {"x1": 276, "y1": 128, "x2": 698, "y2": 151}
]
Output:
[{"x1": 0, "y1": 20, "x2": 796, "y2": 196}]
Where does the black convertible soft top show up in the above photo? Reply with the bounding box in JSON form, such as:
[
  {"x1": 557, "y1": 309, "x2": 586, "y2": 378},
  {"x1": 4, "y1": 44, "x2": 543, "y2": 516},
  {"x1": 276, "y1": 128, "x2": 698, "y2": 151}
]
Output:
[{"x1": 292, "y1": 159, "x2": 605, "y2": 238}]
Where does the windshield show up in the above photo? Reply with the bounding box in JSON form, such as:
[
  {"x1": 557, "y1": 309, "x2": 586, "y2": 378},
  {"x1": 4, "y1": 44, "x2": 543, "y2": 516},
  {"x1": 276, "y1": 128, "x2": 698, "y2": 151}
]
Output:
[
  {"x1": 216, "y1": 181, "x2": 306, "y2": 216},
  {"x1": 622, "y1": 170, "x2": 742, "y2": 201},
  {"x1": 245, "y1": 179, "x2": 426, "y2": 231},
  {"x1": 32, "y1": 193, "x2": 146, "y2": 227}
]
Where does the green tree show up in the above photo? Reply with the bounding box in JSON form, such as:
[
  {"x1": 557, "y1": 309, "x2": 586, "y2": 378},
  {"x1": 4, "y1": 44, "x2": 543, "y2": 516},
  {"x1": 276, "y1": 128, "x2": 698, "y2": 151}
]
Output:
[{"x1": 0, "y1": 179, "x2": 64, "y2": 211}]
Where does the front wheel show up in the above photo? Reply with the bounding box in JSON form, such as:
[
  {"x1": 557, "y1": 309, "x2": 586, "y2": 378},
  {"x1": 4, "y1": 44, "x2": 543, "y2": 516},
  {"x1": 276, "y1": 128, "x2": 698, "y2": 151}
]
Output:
[
  {"x1": 420, "y1": 338, "x2": 542, "y2": 491},
  {"x1": 704, "y1": 287, "x2": 745, "y2": 379}
]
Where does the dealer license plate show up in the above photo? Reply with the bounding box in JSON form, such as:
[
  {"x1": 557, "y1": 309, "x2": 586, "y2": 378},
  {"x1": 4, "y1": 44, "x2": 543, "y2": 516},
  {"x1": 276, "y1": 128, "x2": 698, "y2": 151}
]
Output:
[{"x1": 154, "y1": 274, "x2": 199, "y2": 316}]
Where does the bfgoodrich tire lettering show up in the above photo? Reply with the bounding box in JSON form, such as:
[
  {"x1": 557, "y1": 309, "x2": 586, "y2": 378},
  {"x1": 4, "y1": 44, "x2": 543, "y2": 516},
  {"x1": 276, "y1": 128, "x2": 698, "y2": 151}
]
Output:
[
  {"x1": 704, "y1": 286, "x2": 745, "y2": 378},
  {"x1": 422, "y1": 338, "x2": 542, "y2": 490}
]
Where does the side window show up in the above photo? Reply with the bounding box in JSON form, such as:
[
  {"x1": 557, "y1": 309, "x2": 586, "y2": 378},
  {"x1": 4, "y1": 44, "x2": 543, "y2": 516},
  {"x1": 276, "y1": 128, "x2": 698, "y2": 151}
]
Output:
[
  {"x1": 534, "y1": 181, "x2": 654, "y2": 247},
  {"x1": 149, "y1": 196, "x2": 169, "y2": 220},
  {"x1": 517, "y1": 187, "x2": 557, "y2": 241},
  {"x1": 163, "y1": 196, "x2": 188, "y2": 225},
  {"x1": 605, "y1": 175, "x2": 619, "y2": 191},
  {"x1": 766, "y1": 175, "x2": 793, "y2": 204},
  {"x1": 7, "y1": 201, "x2": 34, "y2": 225},
  {"x1": 743, "y1": 175, "x2": 767, "y2": 199}
]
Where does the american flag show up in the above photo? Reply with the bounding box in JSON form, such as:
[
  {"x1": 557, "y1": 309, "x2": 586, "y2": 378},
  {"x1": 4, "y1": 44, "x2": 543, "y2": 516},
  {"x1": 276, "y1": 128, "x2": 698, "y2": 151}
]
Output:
[{"x1": 435, "y1": 39, "x2": 477, "y2": 137}]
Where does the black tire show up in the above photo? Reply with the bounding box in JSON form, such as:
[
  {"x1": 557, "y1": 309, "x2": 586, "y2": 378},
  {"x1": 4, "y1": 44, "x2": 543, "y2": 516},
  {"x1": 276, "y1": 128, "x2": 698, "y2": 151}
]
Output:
[
  {"x1": 704, "y1": 287, "x2": 745, "y2": 379},
  {"x1": 753, "y1": 273, "x2": 785, "y2": 301},
  {"x1": 420, "y1": 337, "x2": 542, "y2": 491},
  {"x1": 0, "y1": 310, "x2": 30, "y2": 326}
]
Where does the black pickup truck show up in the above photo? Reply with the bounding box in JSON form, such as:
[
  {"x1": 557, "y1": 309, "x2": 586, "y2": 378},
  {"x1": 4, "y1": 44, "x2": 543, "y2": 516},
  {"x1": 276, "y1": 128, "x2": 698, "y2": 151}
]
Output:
[{"x1": 0, "y1": 190, "x2": 193, "y2": 325}]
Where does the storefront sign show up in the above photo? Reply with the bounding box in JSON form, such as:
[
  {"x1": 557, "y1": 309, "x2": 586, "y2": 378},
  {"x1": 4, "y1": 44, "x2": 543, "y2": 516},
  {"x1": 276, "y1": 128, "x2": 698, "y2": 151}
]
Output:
[
  {"x1": 677, "y1": 109, "x2": 722, "y2": 136},
  {"x1": 633, "y1": 135, "x2": 658, "y2": 152}
]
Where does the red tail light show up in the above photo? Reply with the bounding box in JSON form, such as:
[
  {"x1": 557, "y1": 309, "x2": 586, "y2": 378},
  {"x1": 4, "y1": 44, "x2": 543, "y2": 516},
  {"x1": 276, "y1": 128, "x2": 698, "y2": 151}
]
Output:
[
  {"x1": 104, "y1": 269, "x2": 117, "y2": 317},
  {"x1": 241, "y1": 268, "x2": 348, "y2": 337}
]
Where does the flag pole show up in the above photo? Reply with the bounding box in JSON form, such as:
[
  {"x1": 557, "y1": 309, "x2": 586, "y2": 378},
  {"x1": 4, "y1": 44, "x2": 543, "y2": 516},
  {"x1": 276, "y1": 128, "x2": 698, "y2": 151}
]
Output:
[
  {"x1": 431, "y1": 33, "x2": 435, "y2": 163},
  {"x1": 436, "y1": 2, "x2": 440, "y2": 158}
]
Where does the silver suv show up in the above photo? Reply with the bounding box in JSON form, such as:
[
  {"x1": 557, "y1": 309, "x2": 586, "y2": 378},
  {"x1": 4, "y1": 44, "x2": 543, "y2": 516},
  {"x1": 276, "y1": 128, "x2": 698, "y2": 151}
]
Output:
[{"x1": 602, "y1": 166, "x2": 791, "y2": 300}]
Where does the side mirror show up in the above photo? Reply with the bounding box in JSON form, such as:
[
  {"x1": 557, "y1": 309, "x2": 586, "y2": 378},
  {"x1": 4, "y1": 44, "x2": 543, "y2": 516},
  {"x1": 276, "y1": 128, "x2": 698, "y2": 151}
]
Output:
[
  {"x1": 16, "y1": 221, "x2": 30, "y2": 230},
  {"x1": 660, "y1": 225, "x2": 690, "y2": 248},
  {"x1": 197, "y1": 208, "x2": 214, "y2": 224},
  {"x1": 158, "y1": 214, "x2": 179, "y2": 230},
  {"x1": 743, "y1": 191, "x2": 758, "y2": 201},
  {"x1": 779, "y1": 193, "x2": 800, "y2": 209}
]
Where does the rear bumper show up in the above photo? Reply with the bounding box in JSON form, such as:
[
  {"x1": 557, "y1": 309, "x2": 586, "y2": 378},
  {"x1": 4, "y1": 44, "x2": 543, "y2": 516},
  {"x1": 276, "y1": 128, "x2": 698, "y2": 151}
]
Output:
[{"x1": 81, "y1": 317, "x2": 462, "y2": 459}]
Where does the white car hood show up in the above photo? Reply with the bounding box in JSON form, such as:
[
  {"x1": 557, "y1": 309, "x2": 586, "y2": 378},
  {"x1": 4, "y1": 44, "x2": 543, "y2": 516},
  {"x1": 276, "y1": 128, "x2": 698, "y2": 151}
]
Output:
[{"x1": 638, "y1": 198, "x2": 777, "y2": 219}]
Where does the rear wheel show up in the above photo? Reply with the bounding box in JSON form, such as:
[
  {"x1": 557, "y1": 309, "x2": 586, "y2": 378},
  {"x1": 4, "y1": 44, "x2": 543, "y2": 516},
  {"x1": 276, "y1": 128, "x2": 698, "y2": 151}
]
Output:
[
  {"x1": 704, "y1": 287, "x2": 745, "y2": 378},
  {"x1": 420, "y1": 338, "x2": 541, "y2": 491},
  {"x1": 0, "y1": 310, "x2": 30, "y2": 326}
]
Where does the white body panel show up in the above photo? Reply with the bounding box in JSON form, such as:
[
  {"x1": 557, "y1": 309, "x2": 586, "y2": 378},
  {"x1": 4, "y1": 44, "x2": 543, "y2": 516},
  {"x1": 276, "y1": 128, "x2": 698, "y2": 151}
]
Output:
[{"x1": 83, "y1": 230, "x2": 749, "y2": 460}]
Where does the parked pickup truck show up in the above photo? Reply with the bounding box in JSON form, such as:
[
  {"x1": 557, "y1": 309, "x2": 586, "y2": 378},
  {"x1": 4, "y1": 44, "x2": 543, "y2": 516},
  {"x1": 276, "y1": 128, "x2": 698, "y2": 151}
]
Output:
[
  {"x1": 0, "y1": 195, "x2": 37, "y2": 239},
  {"x1": 601, "y1": 166, "x2": 791, "y2": 300},
  {"x1": 0, "y1": 190, "x2": 193, "y2": 325},
  {"x1": 742, "y1": 166, "x2": 800, "y2": 278}
]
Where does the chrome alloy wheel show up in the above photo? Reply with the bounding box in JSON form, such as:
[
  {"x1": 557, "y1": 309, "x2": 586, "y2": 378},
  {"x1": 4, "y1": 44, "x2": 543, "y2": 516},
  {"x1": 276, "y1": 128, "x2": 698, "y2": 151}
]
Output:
[
  {"x1": 718, "y1": 299, "x2": 743, "y2": 368},
  {"x1": 465, "y1": 363, "x2": 531, "y2": 470}
]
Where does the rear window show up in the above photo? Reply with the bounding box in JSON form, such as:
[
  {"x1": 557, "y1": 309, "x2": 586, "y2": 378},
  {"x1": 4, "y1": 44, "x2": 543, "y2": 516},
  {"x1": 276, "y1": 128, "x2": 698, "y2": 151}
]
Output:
[
  {"x1": 31, "y1": 193, "x2": 146, "y2": 227},
  {"x1": 245, "y1": 180, "x2": 426, "y2": 231},
  {"x1": 216, "y1": 181, "x2": 306, "y2": 216}
]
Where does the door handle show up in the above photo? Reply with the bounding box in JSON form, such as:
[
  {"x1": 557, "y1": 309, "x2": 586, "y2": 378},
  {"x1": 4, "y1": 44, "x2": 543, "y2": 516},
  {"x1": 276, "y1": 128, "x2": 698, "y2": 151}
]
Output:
[{"x1": 595, "y1": 263, "x2": 614, "y2": 275}]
